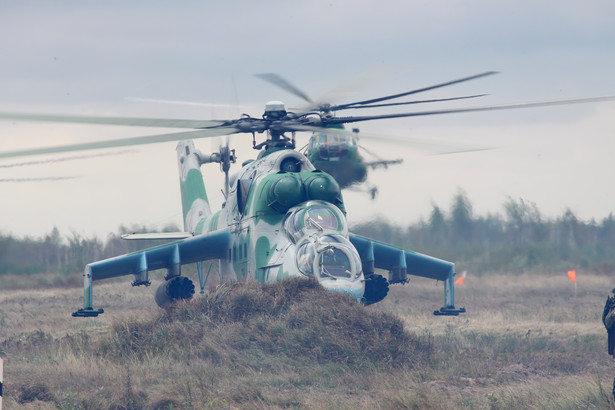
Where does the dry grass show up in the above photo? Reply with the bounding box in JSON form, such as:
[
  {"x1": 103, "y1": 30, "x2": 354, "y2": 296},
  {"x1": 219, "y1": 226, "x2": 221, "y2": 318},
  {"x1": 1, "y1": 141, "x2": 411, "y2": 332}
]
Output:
[{"x1": 1, "y1": 271, "x2": 614, "y2": 409}]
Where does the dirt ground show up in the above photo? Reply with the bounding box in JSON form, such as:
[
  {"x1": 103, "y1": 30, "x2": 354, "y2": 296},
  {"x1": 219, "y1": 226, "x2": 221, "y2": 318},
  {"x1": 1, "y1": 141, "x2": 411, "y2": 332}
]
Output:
[{"x1": 1, "y1": 271, "x2": 614, "y2": 408}]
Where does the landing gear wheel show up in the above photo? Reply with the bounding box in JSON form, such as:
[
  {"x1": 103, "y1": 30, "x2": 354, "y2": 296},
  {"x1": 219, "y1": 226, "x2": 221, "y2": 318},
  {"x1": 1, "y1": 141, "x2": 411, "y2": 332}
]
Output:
[
  {"x1": 155, "y1": 276, "x2": 196, "y2": 308},
  {"x1": 362, "y1": 274, "x2": 389, "y2": 306}
]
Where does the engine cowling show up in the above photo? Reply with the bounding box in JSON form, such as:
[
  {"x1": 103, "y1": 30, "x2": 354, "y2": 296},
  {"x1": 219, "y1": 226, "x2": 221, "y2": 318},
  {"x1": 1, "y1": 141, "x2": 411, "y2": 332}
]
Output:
[
  {"x1": 266, "y1": 172, "x2": 344, "y2": 214},
  {"x1": 267, "y1": 174, "x2": 306, "y2": 213},
  {"x1": 304, "y1": 173, "x2": 342, "y2": 205}
]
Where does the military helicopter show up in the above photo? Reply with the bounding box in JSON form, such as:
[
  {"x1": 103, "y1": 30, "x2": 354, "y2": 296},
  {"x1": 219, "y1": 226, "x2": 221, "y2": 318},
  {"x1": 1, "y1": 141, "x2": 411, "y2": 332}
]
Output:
[
  {"x1": 254, "y1": 72, "x2": 495, "y2": 197},
  {"x1": 0, "y1": 72, "x2": 613, "y2": 318},
  {"x1": 0, "y1": 106, "x2": 462, "y2": 317}
]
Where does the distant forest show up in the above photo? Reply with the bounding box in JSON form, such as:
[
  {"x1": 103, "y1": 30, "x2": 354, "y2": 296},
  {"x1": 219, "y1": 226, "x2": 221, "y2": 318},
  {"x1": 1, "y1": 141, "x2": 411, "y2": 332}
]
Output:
[
  {"x1": 352, "y1": 191, "x2": 615, "y2": 275},
  {"x1": 1, "y1": 191, "x2": 615, "y2": 277}
]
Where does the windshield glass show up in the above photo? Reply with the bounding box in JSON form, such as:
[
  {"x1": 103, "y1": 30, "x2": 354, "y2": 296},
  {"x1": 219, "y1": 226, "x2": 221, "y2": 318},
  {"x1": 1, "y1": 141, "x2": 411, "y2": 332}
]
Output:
[
  {"x1": 284, "y1": 201, "x2": 346, "y2": 242},
  {"x1": 320, "y1": 247, "x2": 351, "y2": 278},
  {"x1": 305, "y1": 207, "x2": 339, "y2": 231},
  {"x1": 313, "y1": 133, "x2": 351, "y2": 146}
]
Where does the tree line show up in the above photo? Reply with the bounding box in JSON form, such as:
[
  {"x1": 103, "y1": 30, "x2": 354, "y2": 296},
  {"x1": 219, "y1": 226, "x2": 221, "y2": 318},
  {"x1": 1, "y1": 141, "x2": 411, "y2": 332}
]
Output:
[
  {"x1": 352, "y1": 191, "x2": 615, "y2": 275},
  {"x1": 0, "y1": 224, "x2": 180, "y2": 275},
  {"x1": 1, "y1": 191, "x2": 615, "y2": 276}
]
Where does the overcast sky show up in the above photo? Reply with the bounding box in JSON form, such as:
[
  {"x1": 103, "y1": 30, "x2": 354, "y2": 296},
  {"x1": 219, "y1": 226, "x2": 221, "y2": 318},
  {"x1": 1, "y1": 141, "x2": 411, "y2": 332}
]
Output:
[{"x1": 1, "y1": 1, "x2": 614, "y2": 238}]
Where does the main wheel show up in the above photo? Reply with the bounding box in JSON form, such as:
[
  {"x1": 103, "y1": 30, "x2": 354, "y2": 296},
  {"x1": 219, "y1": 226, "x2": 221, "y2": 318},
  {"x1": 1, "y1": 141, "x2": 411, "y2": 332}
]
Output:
[
  {"x1": 362, "y1": 274, "x2": 389, "y2": 305},
  {"x1": 154, "y1": 276, "x2": 195, "y2": 307}
]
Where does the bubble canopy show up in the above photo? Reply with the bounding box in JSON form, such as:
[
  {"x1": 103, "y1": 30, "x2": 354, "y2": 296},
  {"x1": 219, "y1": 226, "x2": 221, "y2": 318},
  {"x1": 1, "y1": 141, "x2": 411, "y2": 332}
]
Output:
[
  {"x1": 295, "y1": 234, "x2": 360, "y2": 280},
  {"x1": 284, "y1": 200, "x2": 347, "y2": 243},
  {"x1": 319, "y1": 245, "x2": 352, "y2": 279}
]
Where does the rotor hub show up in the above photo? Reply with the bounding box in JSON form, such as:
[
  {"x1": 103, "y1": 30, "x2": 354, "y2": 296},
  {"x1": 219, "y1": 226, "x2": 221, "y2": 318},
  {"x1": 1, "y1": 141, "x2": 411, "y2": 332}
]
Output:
[{"x1": 264, "y1": 100, "x2": 287, "y2": 120}]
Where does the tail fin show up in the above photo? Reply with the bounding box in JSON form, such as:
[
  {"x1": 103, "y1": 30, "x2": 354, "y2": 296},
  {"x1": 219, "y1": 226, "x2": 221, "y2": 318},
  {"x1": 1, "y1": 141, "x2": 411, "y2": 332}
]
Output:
[{"x1": 177, "y1": 140, "x2": 211, "y2": 233}]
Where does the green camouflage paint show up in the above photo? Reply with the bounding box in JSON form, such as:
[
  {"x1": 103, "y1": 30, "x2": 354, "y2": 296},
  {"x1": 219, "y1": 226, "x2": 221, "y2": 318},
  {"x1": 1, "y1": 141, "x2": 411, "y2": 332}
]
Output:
[
  {"x1": 276, "y1": 266, "x2": 290, "y2": 280},
  {"x1": 208, "y1": 210, "x2": 221, "y2": 232},
  {"x1": 232, "y1": 233, "x2": 250, "y2": 281},
  {"x1": 180, "y1": 168, "x2": 209, "y2": 217},
  {"x1": 254, "y1": 236, "x2": 276, "y2": 283}
]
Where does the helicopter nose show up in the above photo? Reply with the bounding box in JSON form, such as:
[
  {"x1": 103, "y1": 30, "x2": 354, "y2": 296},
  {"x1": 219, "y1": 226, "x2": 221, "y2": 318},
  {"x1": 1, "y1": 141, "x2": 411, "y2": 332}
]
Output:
[{"x1": 318, "y1": 278, "x2": 364, "y2": 302}]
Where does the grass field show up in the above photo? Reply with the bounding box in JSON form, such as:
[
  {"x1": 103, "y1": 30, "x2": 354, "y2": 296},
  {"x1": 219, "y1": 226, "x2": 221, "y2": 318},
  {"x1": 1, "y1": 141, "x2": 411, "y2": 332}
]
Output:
[{"x1": 0, "y1": 271, "x2": 614, "y2": 409}]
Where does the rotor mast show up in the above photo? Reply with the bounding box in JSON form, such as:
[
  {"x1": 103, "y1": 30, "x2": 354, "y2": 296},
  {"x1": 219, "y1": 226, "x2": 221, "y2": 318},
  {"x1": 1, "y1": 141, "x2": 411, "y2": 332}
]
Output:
[{"x1": 254, "y1": 100, "x2": 296, "y2": 151}]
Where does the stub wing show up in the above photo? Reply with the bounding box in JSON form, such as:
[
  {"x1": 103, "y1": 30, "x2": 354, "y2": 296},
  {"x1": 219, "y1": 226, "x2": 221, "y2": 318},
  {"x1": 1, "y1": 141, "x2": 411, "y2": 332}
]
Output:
[
  {"x1": 349, "y1": 233, "x2": 465, "y2": 315},
  {"x1": 73, "y1": 230, "x2": 231, "y2": 317},
  {"x1": 364, "y1": 159, "x2": 403, "y2": 170}
]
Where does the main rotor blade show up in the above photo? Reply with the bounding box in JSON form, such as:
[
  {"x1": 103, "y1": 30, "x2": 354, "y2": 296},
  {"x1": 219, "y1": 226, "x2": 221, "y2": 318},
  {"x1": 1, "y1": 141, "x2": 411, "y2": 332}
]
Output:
[
  {"x1": 255, "y1": 73, "x2": 313, "y2": 104},
  {"x1": 277, "y1": 123, "x2": 357, "y2": 136},
  {"x1": 342, "y1": 94, "x2": 488, "y2": 110},
  {"x1": 354, "y1": 129, "x2": 495, "y2": 154},
  {"x1": 125, "y1": 97, "x2": 253, "y2": 111},
  {"x1": 287, "y1": 123, "x2": 490, "y2": 156},
  {"x1": 332, "y1": 71, "x2": 499, "y2": 110},
  {"x1": 0, "y1": 111, "x2": 227, "y2": 129},
  {"x1": 326, "y1": 95, "x2": 615, "y2": 125},
  {"x1": 306, "y1": 65, "x2": 404, "y2": 111},
  {"x1": 0, "y1": 176, "x2": 77, "y2": 182},
  {"x1": 0, "y1": 127, "x2": 239, "y2": 159},
  {"x1": 0, "y1": 150, "x2": 132, "y2": 168},
  {"x1": 286, "y1": 123, "x2": 485, "y2": 155}
]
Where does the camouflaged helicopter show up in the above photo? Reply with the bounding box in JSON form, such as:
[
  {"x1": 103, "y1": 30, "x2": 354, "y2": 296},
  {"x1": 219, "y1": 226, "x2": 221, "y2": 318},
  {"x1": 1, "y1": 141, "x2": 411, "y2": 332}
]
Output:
[{"x1": 0, "y1": 72, "x2": 613, "y2": 317}]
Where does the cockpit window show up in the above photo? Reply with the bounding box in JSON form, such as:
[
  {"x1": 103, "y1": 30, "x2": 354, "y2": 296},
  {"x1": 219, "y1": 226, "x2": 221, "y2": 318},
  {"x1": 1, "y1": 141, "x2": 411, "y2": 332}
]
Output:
[
  {"x1": 294, "y1": 234, "x2": 360, "y2": 281},
  {"x1": 312, "y1": 132, "x2": 352, "y2": 159},
  {"x1": 320, "y1": 247, "x2": 351, "y2": 278},
  {"x1": 313, "y1": 133, "x2": 350, "y2": 145},
  {"x1": 236, "y1": 171, "x2": 256, "y2": 214},
  {"x1": 305, "y1": 207, "x2": 339, "y2": 231},
  {"x1": 284, "y1": 201, "x2": 346, "y2": 243}
]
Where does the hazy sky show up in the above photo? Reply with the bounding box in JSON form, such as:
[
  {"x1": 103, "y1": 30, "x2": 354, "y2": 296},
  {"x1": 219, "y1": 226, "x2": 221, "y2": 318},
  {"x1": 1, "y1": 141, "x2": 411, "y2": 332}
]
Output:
[{"x1": 1, "y1": 1, "x2": 614, "y2": 238}]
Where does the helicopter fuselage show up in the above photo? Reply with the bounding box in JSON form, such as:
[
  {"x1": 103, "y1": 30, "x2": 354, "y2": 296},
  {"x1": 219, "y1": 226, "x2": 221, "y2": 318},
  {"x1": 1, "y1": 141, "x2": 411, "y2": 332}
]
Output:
[{"x1": 178, "y1": 140, "x2": 365, "y2": 300}]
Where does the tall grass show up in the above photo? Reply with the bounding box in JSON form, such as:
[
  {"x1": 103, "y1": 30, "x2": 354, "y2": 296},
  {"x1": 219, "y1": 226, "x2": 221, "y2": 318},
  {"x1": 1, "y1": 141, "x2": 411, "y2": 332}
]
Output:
[{"x1": 1, "y1": 273, "x2": 614, "y2": 409}]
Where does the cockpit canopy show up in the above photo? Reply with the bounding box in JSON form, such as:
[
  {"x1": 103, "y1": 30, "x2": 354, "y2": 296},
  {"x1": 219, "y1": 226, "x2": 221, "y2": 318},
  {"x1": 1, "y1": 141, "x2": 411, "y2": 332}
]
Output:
[
  {"x1": 310, "y1": 132, "x2": 354, "y2": 147},
  {"x1": 295, "y1": 234, "x2": 358, "y2": 280},
  {"x1": 308, "y1": 132, "x2": 356, "y2": 159},
  {"x1": 284, "y1": 200, "x2": 348, "y2": 243},
  {"x1": 286, "y1": 201, "x2": 358, "y2": 281}
]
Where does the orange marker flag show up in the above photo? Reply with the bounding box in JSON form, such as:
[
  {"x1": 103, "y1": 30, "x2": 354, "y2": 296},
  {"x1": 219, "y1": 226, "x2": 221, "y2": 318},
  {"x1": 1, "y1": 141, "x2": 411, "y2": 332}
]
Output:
[
  {"x1": 455, "y1": 271, "x2": 467, "y2": 286},
  {"x1": 567, "y1": 270, "x2": 576, "y2": 282}
]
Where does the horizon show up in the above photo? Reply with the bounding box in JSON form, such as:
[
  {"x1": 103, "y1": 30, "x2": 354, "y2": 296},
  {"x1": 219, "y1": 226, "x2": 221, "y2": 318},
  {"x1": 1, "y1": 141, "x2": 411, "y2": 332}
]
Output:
[{"x1": 1, "y1": 188, "x2": 611, "y2": 240}]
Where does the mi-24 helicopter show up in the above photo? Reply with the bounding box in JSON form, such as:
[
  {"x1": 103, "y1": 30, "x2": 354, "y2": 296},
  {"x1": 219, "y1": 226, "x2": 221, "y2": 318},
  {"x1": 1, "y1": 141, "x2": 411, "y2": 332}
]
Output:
[{"x1": 0, "y1": 71, "x2": 613, "y2": 318}]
